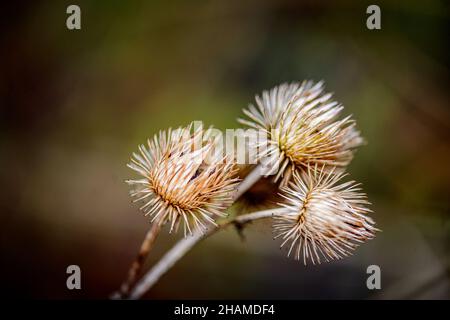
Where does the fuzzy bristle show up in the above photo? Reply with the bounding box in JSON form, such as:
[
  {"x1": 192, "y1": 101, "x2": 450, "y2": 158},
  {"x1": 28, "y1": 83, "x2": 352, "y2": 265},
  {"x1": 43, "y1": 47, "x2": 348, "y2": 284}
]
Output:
[
  {"x1": 273, "y1": 165, "x2": 378, "y2": 265},
  {"x1": 239, "y1": 81, "x2": 363, "y2": 186},
  {"x1": 127, "y1": 123, "x2": 239, "y2": 237}
]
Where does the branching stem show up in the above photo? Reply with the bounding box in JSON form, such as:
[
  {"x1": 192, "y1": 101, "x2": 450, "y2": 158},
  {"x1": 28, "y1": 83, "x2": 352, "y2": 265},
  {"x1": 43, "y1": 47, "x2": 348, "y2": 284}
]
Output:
[
  {"x1": 115, "y1": 164, "x2": 269, "y2": 299},
  {"x1": 129, "y1": 207, "x2": 287, "y2": 299}
]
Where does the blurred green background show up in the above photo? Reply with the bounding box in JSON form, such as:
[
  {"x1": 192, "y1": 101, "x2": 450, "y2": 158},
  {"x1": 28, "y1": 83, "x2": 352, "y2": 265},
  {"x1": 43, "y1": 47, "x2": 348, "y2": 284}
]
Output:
[{"x1": 1, "y1": 0, "x2": 449, "y2": 299}]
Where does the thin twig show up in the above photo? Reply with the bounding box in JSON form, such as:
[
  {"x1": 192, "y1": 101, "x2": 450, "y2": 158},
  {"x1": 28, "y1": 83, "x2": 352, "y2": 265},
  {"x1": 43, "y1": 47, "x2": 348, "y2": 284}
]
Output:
[
  {"x1": 118, "y1": 216, "x2": 164, "y2": 298},
  {"x1": 233, "y1": 164, "x2": 265, "y2": 201},
  {"x1": 129, "y1": 207, "x2": 287, "y2": 299}
]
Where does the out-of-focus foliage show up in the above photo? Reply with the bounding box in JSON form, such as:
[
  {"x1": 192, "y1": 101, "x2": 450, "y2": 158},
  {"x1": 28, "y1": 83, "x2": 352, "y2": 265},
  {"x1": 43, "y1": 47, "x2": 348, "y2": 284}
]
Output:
[{"x1": 1, "y1": 0, "x2": 449, "y2": 298}]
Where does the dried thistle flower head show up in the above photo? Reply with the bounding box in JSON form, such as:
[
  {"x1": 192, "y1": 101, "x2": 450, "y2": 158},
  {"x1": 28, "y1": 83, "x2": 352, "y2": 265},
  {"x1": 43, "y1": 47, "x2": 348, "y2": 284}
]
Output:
[
  {"x1": 126, "y1": 123, "x2": 239, "y2": 236},
  {"x1": 239, "y1": 81, "x2": 363, "y2": 185},
  {"x1": 273, "y1": 165, "x2": 378, "y2": 265}
]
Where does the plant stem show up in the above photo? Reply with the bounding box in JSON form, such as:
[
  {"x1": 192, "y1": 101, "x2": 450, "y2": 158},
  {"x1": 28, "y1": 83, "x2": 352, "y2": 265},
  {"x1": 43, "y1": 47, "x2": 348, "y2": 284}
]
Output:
[
  {"x1": 129, "y1": 207, "x2": 287, "y2": 299},
  {"x1": 118, "y1": 216, "x2": 164, "y2": 298},
  {"x1": 233, "y1": 164, "x2": 265, "y2": 201},
  {"x1": 116, "y1": 164, "x2": 265, "y2": 299}
]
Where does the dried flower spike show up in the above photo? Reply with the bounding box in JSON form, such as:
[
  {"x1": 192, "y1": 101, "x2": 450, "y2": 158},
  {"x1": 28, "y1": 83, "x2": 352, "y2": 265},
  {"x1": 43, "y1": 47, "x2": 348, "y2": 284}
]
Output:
[
  {"x1": 126, "y1": 123, "x2": 239, "y2": 236},
  {"x1": 239, "y1": 81, "x2": 363, "y2": 185},
  {"x1": 273, "y1": 165, "x2": 378, "y2": 265}
]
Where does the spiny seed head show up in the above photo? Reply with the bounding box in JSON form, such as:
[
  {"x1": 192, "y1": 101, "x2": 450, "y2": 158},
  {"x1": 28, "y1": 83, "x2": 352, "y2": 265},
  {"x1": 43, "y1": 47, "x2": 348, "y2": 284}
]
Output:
[
  {"x1": 239, "y1": 81, "x2": 363, "y2": 186},
  {"x1": 273, "y1": 165, "x2": 378, "y2": 265},
  {"x1": 126, "y1": 123, "x2": 239, "y2": 237}
]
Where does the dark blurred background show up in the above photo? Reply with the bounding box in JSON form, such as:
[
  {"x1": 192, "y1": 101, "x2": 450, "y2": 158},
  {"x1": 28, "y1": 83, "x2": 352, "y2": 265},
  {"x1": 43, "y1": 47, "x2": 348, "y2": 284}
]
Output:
[{"x1": 1, "y1": 0, "x2": 449, "y2": 299}]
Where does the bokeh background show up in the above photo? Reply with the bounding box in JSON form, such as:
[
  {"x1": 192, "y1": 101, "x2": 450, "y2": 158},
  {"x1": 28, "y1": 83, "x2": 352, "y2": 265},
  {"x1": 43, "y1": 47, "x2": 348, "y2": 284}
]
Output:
[{"x1": 1, "y1": 0, "x2": 449, "y2": 299}]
